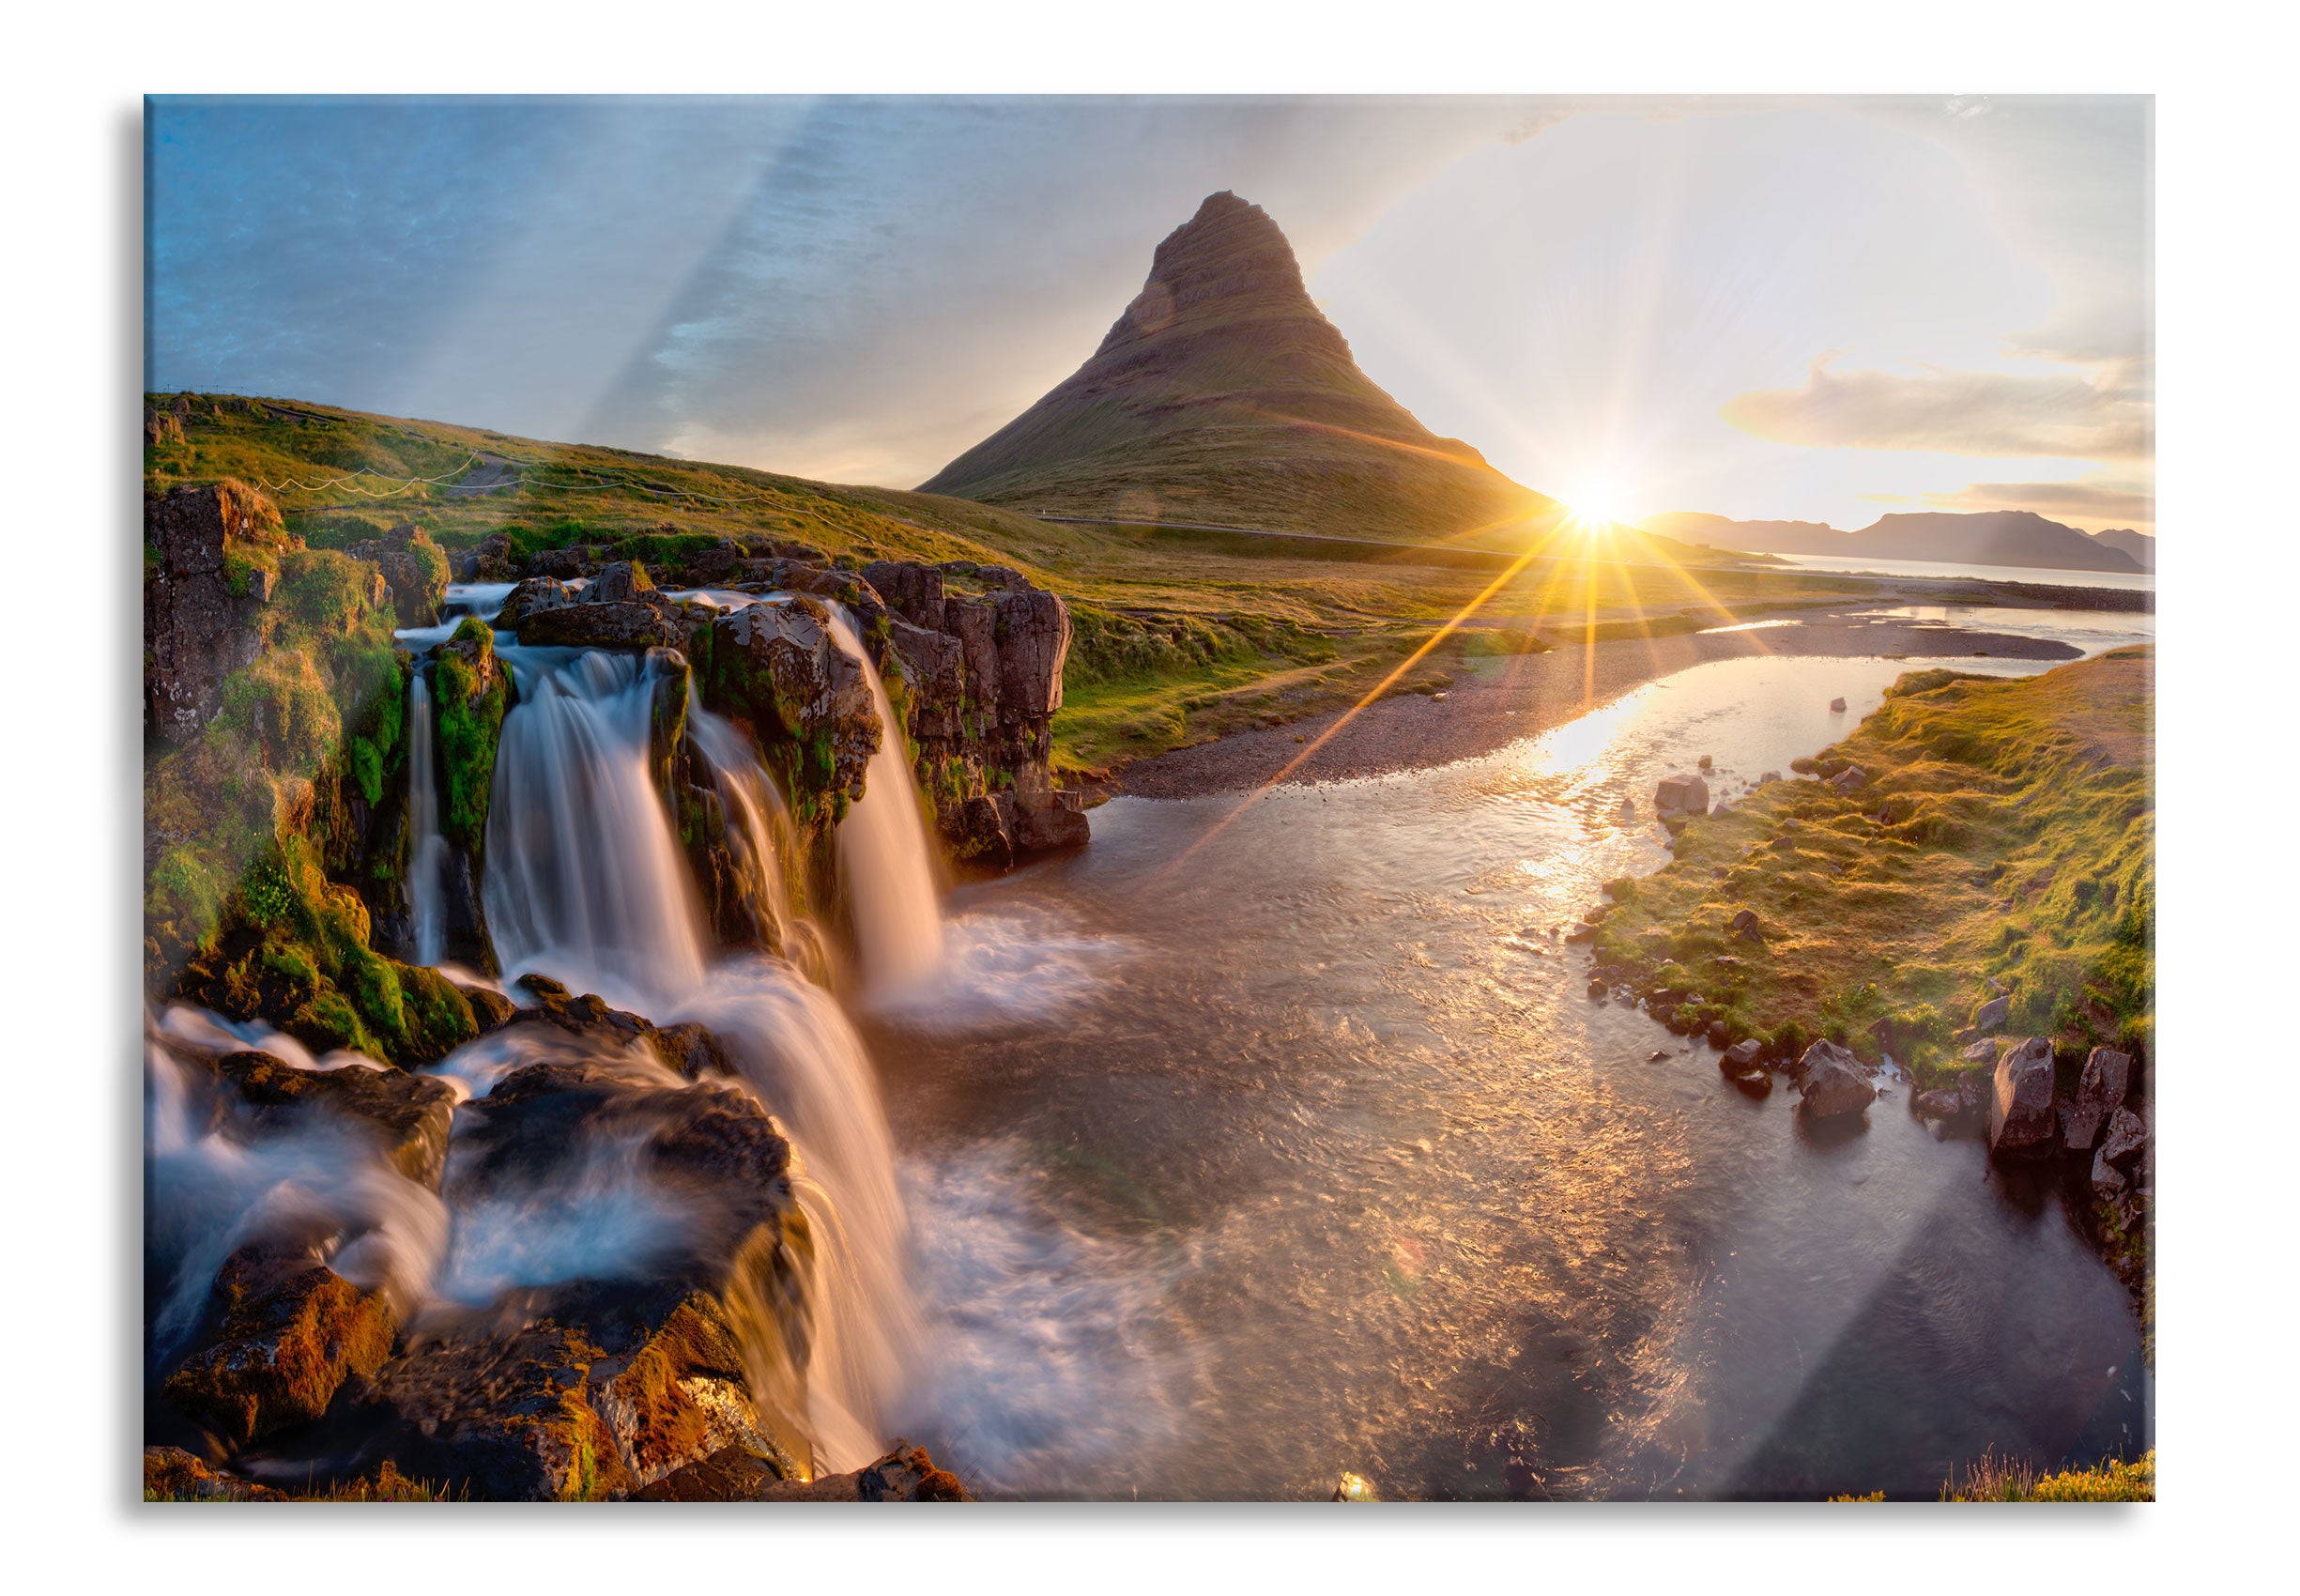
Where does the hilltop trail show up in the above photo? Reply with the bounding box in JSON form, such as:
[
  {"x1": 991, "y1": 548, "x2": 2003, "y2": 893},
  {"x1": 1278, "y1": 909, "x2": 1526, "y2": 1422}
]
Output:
[{"x1": 446, "y1": 453, "x2": 518, "y2": 498}]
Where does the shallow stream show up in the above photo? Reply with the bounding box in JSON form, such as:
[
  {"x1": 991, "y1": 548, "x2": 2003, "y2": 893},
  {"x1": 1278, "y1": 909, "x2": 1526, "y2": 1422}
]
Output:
[{"x1": 876, "y1": 653, "x2": 2152, "y2": 1499}]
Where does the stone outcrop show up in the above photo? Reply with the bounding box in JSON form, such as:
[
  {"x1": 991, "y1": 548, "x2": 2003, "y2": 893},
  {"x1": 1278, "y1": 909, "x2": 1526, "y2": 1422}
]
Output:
[
  {"x1": 210, "y1": 1049, "x2": 458, "y2": 1189},
  {"x1": 863, "y1": 559, "x2": 1084, "y2": 865},
  {"x1": 705, "y1": 596, "x2": 882, "y2": 810},
  {"x1": 162, "y1": 1241, "x2": 399, "y2": 1447},
  {"x1": 346, "y1": 523, "x2": 449, "y2": 628},
  {"x1": 2062, "y1": 1046, "x2": 2132, "y2": 1153},
  {"x1": 144, "y1": 480, "x2": 287, "y2": 744},
  {"x1": 1988, "y1": 1036, "x2": 2059, "y2": 1158},
  {"x1": 348, "y1": 1048, "x2": 817, "y2": 1499},
  {"x1": 637, "y1": 1441, "x2": 971, "y2": 1502},
  {"x1": 480, "y1": 543, "x2": 1087, "y2": 905},
  {"x1": 1794, "y1": 1038, "x2": 1877, "y2": 1119},
  {"x1": 454, "y1": 529, "x2": 521, "y2": 582}
]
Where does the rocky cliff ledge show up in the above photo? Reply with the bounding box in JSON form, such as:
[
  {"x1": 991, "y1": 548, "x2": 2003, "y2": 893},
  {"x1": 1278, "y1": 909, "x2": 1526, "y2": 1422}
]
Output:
[{"x1": 467, "y1": 532, "x2": 1090, "y2": 883}]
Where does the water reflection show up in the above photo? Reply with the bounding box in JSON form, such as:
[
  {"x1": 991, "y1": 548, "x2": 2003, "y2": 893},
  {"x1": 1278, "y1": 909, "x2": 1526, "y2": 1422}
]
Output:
[{"x1": 884, "y1": 654, "x2": 2149, "y2": 1499}]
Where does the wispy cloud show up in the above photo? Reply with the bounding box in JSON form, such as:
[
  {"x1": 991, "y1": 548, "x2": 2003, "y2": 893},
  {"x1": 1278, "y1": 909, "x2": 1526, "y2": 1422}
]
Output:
[{"x1": 1719, "y1": 354, "x2": 2150, "y2": 462}]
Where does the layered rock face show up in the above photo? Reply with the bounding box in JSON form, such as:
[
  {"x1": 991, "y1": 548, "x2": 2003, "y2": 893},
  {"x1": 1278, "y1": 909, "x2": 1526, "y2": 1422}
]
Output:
[
  {"x1": 143, "y1": 480, "x2": 290, "y2": 744},
  {"x1": 863, "y1": 559, "x2": 1089, "y2": 865},
  {"x1": 492, "y1": 546, "x2": 1088, "y2": 895},
  {"x1": 917, "y1": 191, "x2": 1553, "y2": 541}
]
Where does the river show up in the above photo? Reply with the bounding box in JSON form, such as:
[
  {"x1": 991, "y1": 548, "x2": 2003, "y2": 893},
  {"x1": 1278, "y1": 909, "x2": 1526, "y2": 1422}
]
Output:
[{"x1": 874, "y1": 652, "x2": 2152, "y2": 1499}]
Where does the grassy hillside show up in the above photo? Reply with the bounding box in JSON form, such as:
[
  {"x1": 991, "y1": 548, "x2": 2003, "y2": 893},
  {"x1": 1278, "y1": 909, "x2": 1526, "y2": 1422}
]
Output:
[
  {"x1": 146, "y1": 392, "x2": 1876, "y2": 775},
  {"x1": 1590, "y1": 648, "x2": 2154, "y2": 1080}
]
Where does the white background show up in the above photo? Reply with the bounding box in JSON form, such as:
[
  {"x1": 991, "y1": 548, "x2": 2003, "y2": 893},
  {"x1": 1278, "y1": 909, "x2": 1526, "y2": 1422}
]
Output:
[{"x1": 1, "y1": 1, "x2": 2283, "y2": 1586}]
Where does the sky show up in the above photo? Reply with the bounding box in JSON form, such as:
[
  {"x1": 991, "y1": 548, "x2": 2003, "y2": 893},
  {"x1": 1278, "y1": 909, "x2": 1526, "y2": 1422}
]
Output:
[{"x1": 147, "y1": 95, "x2": 2152, "y2": 534}]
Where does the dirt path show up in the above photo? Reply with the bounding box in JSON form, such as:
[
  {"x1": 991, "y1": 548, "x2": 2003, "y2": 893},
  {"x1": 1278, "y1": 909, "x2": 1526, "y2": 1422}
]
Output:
[
  {"x1": 447, "y1": 453, "x2": 519, "y2": 498},
  {"x1": 1112, "y1": 617, "x2": 2084, "y2": 800}
]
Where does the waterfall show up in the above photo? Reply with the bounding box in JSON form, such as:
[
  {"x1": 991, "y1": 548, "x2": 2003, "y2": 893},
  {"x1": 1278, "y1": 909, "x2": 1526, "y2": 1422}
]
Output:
[
  {"x1": 686, "y1": 695, "x2": 797, "y2": 955},
  {"x1": 674, "y1": 959, "x2": 924, "y2": 1469},
  {"x1": 823, "y1": 608, "x2": 947, "y2": 999},
  {"x1": 406, "y1": 670, "x2": 451, "y2": 967},
  {"x1": 466, "y1": 635, "x2": 920, "y2": 1469},
  {"x1": 482, "y1": 647, "x2": 710, "y2": 1008}
]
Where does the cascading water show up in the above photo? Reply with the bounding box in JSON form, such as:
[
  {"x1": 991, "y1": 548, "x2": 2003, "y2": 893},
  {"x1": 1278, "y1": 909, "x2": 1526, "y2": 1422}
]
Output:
[
  {"x1": 823, "y1": 607, "x2": 947, "y2": 1000},
  {"x1": 406, "y1": 670, "x2": 451, "y2": 967},
  {"x1": 685, "y1": 693, "x2": 799, "y2": 961},
  {"x1": 468, "y1": 631, "x2": 922, "y2": 1468},
  {"x1": 482, "y1": 647, "x2": 710, "y2": 1006}
]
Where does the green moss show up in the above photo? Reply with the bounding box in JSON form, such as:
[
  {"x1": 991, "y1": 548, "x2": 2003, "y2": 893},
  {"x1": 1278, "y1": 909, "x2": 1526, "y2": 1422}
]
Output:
[
  {"x1": 278, "y1": 549, "x2": 378, "y2": 636},
  {"x1": 348, "y1": 735, "x2": 385, "y2": 806},
  {"x1": 434, "y1": 626, "x2": 508, "y2": 852},
  {"x1": 1591, "y1": 650, "x2": 2154, "y2": 1082}
]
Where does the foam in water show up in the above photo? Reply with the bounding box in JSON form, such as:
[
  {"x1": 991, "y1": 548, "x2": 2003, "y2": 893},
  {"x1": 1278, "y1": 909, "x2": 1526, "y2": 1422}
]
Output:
[
  {"x1": 822, "y1": 607, "x2": 947, "y2": 1000},
  {"x1": 145, "y1": 1011, "x2": 448, "y2": 1367},
  {"x1": 894, "y1": 1140, "x2": 1191, "y2": 1496}
]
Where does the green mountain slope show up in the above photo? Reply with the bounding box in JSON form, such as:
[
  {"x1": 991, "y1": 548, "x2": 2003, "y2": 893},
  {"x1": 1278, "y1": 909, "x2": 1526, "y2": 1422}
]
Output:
[{"x1": 918, "y1": 192, "x2": 1556, "y2": 544}]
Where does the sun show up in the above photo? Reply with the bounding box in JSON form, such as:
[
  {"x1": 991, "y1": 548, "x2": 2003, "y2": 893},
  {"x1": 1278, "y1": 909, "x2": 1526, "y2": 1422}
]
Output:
[{"x1": 1563, "y1": 480, "x2": 1625, "y2": 536}]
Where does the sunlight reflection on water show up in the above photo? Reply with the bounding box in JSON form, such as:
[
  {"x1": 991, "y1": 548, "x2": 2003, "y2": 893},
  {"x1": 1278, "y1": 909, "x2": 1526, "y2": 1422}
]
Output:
[{"x1": 886, "y1": 653, "x2": 2149, "y2": 1500}]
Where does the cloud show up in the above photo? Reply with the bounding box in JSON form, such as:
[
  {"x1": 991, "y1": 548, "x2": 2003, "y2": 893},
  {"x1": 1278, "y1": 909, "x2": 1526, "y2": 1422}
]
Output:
[
  {"x1": 1719, "y1": 354, "x2": 2150, "y2": 462},
  {"x1": 1883, "y1": 472, "x2": 2154, "y2": 529}
]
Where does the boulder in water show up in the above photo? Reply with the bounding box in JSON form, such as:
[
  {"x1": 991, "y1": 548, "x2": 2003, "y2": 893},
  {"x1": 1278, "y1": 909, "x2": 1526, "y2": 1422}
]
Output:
[
  {"x1": 493, "y1": 575, "x2": 573, "y2": 629},
  {"x1": 638, "y1": 1440, "x2": 970, "y2": 1501},
  {"x1": 517, "y1": 598, "x2": 685, "y2": 652},
  {"x1": 354, "y1": 1053, "x2": 813, "y2": 1498},
  {"x1": 1795, "y1": 1039, "x2": 1876, "y2": 1119},
  {"x1": 212, "y1": 1048, "x2": 459, "y2": 1189},
  {"x1": 586, "y1": 560, "x2": 656, "y2": 606},
  {"x1": 1655, "y1": 772, "x2": 1709, "y2": 817},
  {"x1": 162, "y1": 1241, "x2": 398, "y2": 1447},
  {"x1": 1988, "y1": 1036, "x2": 2059, "y2": 1158}
]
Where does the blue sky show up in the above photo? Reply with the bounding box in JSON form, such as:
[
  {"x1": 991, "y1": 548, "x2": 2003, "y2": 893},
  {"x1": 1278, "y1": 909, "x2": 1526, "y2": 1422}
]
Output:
[{"x1": 147, "y1": 95, "x2": 2151, "y2": 532}]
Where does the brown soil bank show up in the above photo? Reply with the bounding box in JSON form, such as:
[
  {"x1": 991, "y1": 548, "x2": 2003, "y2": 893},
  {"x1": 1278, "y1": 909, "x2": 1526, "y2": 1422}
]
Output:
[{"x1": 1115, "y1": 616, "x2": 2084, "y2": 800}]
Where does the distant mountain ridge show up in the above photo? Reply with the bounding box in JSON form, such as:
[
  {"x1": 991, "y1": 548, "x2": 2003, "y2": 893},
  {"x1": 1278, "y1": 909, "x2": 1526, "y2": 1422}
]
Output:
[
  {"x1": 1642, "y1": 509, "x2": 2145, "y2": 575},
  {"x1": 2088, "y1": 527, "x2": 2155, "y2": 570},
  {"x1": 920, "y1": 192, "x2": 1555, "y2": 543}
]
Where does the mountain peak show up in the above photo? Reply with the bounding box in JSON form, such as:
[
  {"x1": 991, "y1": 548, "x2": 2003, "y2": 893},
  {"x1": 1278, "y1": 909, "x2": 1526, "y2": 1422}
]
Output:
[
  {"x1": 919, "y1": 194, "x2": 1550, "y2": 541},
  {"x1": 1093, "y1": 191, "x2": 1322, "y2": 360}
]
